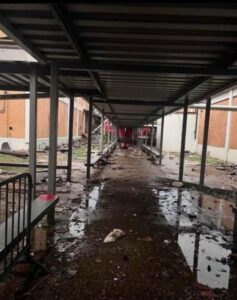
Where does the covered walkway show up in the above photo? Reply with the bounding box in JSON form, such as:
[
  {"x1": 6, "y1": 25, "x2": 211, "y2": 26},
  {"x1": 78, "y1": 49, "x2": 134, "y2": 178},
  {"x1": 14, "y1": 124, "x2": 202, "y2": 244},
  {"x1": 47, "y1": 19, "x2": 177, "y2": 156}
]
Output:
[
  {"x1": 0, "y1": 3, "x2": 237, "y2": 300},
  {"x1": 2, "y1": 147, "x2": 233, "y2": 300}
]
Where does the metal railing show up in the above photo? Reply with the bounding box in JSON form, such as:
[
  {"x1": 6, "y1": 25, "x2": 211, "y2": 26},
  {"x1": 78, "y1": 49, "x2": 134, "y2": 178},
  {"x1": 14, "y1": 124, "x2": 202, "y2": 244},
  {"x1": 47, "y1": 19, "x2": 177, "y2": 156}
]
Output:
[{"x1": 0, "y1": 173, "x2": 32, "y2": 278}]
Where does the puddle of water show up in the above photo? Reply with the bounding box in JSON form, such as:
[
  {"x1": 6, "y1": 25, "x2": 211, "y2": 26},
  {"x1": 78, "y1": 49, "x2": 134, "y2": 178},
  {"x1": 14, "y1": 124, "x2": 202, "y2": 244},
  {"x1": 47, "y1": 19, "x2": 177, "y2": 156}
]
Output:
[
  {"x1": 178, "y1": 232, "x2": 231, "y2": 289},
  {"x1": 69, "y1": 183, "x2": 105, "y2": 238},
  {"x1": 154, "y1": 188, "x2": 235, "y2": 232},
  {"x1": 152, "y1": 187, "x2": 236, "y2": 290}
]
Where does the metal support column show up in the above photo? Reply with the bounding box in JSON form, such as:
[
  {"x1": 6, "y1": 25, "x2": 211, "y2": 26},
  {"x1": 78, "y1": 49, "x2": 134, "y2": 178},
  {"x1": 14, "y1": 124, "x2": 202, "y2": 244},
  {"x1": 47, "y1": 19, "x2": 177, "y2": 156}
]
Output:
[
  {"x1": 48, "y1": 63, "x2": 59, "y2": 224},
  {"x1": 100, "y1": 110, "x2": 104, "y2": 152},
  {"x1": 110, "y1": 123, "x2": 113, "y2": 143},
  {"x1": 67, "y1": 96, "x2": 74, "y2": 182},
  {"x1": 116, "y1": 126, "x2": 119, "y2": 142},
  {"x1": 29, "y1": 68, "x2": 37, "y2": 199},
  {"x1": 179, "y1": 97, "x2": 189, "y2": 182},
  {"x1": 150, "y1": 122, "x2": 154, "y2": 149},
  {"x1": 86, "y1": 99, "x2": 93, "y2": 179},
  {"x1": 107, "y1": 121, "x2": 110, "y2": 145},
  {"x1": 145, "y1": 125, "x2": 148, "y2": 146},
  {"x1": 199, "y1": 98, "x2": 211, "y2": 187},
  {"x1": 112, "y1": 124, "x2": 114, "y2": 142},
  {"x1": 224, "y1": 89, "x2": 233, "y2": 161},
  {"x1": 159, "y1": 109, "x2": 165, "y2": 165}
]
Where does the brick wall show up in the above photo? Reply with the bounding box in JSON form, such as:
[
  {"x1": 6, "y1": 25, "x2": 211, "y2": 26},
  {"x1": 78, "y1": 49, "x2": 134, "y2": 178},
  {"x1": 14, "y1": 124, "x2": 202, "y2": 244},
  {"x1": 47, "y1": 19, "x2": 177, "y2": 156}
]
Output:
[
  {"x1": 0, "y1": 99, "x2": 25, "y2": 138},
  {"x1": 0, "y1": 93, "x2": 89, "y2": 141},
  {"x1": 37, "y1": 98, "x2": 68, "y2": 138},
  {"x1": 229, "y1": 96, "x2": 237, "y2": 149},
  {"x1": 73, "y1": 97, "x2": 89, "y2": 136},
  {"x1": 198, "y1": 99, "x2": 228, "y2": 147},
  {"x1": 37, "y1": 98, "x2": 49, "y2": 138},
  {"x1": 58, "y1": 101, "x2": 68, "y2": 137}
]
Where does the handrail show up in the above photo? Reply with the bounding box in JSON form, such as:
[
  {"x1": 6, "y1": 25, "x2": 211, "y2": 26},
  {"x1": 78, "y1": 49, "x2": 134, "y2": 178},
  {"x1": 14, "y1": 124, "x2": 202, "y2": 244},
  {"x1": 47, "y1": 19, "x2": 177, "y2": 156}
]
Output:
[{"x1": 0, "y1": 173, "x2": 32, "y2": 279}]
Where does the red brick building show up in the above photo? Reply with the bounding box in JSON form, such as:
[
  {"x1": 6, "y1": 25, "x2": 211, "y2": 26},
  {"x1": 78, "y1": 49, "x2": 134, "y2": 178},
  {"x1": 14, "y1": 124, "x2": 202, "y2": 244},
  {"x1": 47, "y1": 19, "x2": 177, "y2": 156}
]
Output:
[{"x1": 0, "y1": 92, "x2": 89, "y2": 150}]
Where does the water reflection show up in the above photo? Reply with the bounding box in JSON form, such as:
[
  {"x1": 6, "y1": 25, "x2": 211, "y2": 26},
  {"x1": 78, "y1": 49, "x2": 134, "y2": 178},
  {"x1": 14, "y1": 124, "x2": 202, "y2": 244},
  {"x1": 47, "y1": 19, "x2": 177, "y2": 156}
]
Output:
[
  {"x1": 153, "y1": 187, "x2": 237, "y2": 289},
  {"x1": 69, "y1": 183, "x2": 104, "y2": 238},
  {"x1": 178, "y1": 232, "x2": 231, "y2": 289}
]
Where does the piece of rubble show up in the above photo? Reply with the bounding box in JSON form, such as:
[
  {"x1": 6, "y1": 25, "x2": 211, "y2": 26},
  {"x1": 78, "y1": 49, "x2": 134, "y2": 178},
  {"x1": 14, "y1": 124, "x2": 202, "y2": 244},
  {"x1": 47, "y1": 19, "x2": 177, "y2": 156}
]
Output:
[
  {"x1": 103, "y1": 229, "x2": 126, "y2": 243},
  {"x1": 172, "y1": 181, "x2": 183, "y2": 187}
]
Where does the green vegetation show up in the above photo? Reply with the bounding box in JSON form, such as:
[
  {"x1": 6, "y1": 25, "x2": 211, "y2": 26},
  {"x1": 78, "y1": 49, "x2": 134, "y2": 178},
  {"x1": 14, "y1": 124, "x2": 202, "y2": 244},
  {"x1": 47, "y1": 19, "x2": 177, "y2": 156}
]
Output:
[
  {"x1": 72, "y1": 144, "x2": 99, "y2": 160},
  {"x1": 188, "y1": 153, "x2": 224, "y2": 165},
  {"x1": 0, "y1": 154, "x2": 28, "y2": 172}
]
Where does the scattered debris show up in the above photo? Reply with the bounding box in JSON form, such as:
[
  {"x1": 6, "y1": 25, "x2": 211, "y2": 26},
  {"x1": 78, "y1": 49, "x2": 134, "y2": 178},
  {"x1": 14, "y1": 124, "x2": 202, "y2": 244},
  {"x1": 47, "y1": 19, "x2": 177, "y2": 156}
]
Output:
[
  {"x1": 172, "y1": 181, "x2": 183, "y2": 187},
  {"x1": 188, "y1": 213, "x2": 197, "y2": 220},
  {"x1": 0, "y1": 149, "x2": 28, "y2": 158},
  {"x1": 103, "y1": 229, "x2": 126, "y2": 243}
]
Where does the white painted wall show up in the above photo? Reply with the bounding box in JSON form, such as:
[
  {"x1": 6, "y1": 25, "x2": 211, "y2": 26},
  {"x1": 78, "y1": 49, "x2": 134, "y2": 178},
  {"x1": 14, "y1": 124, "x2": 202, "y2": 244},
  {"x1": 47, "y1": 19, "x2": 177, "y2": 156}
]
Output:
[
  {"x1": 156, "y1": 113, "x2": 197, "y2": 153},
  {"x1": 196, "y1": 145, "x2": 237, "y2": 164},
  {"x1": 157, "y1": 85, "x2": 237, "y2": 163},
  {"x1": 0, "y1": 138, "x2": 27, "y2": 150}
]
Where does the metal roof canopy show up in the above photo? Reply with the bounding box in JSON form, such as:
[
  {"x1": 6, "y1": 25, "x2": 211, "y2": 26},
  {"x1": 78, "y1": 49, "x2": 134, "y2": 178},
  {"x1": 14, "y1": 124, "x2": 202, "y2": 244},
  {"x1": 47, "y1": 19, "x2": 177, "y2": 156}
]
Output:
[{"x1": 1, "y1": 3, "x2": 237, "y2": 127}]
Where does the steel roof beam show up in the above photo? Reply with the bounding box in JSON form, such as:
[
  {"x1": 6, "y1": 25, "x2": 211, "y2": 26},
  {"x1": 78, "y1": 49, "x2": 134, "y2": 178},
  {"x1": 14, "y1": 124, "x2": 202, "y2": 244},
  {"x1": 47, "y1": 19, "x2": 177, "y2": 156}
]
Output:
[
  {"x1": 0, "y1": 93, "x2": 49, "y2": 100},
  {"x1": 0, "y1": 12, "x2": 47, "y2": 64},
  {"x1": 106, "y1": 112, "x2": 152, "y2": 116},
  {"x1": 0, "y1": 84, "x2": 99, "y2": 96},
  {"x1": 0, "y1": 61, "x2": 49, "y2": 75},
  {"x1": 3, "y1": 61, "x2": 237, "y2": 77},
  {"x1": 94, "y1": 99, "x2": 183, "y2": 106},
  {"x1": 50, "y1": 3, "x2": 117, "y2": 119},
  {"x1": 50, "y1": 4, "x2": 104, "y2": 96},
  {"x1": 56, "y1": 61, "x2": 237, "y2": 77}
]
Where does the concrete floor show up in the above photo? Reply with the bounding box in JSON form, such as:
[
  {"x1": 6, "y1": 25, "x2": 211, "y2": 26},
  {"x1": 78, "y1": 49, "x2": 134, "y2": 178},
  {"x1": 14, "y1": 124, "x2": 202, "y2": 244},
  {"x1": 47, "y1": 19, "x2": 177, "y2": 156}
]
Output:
[{"x1": 1, "y1": 146, "x2": 237, "y2": 299}]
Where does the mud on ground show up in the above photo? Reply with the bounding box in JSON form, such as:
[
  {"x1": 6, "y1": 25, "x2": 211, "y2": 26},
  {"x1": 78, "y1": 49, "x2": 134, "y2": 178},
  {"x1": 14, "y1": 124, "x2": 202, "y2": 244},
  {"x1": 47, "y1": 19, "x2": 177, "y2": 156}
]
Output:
[{"x1": 1, "y1": 146, "x2": 237, "y2": 300}]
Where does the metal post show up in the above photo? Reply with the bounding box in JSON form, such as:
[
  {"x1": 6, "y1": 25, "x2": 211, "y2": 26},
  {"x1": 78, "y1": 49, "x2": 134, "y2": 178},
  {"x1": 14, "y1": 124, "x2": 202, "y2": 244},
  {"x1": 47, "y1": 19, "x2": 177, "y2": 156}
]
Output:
[
  {"x1": 179, "y1": 97, "x2": 189, "y2": 182},
  {"x1": 199, "y1": 98, "x2": 211, "y2": 187},
  {"x1": 67, "y1": 96, "x2": 74, "y2": 182},
  {"x1": 107, "y1": 121, "x2": 110, "y2": 145},
  {"x1": 150, "y1": 122, "x2": 154, "y2": 149},
  {"x1": 48, "y1": 63, "x2": 59, "y2": 224},
  {"x1": 159, "y1": 109, "x2": 165, "y2": 165},
  {"x1": 116, "y1": 126, "x2": 119, "y2": 142},
  {"x1": 86, "y1": 99, "x2": 93, "y2": 179},
  {"x1": 29, "y1": 68, "x2": 37, "y2": 199},
  {"x1": 145, "y1": 125, "x2": 148, "y2": 146},
  {"x1": 112, "y1": 124, "x2": 114, "y2": 142},
  {"x1": 100, "y1": 110, "x2": 104, "y2": 152},
  {"x1": 224, "y1": 89, "x2": 233, "y2": 161},
  {"x1": 111, "y1": 123, "x2": 114, "y2": 143}
]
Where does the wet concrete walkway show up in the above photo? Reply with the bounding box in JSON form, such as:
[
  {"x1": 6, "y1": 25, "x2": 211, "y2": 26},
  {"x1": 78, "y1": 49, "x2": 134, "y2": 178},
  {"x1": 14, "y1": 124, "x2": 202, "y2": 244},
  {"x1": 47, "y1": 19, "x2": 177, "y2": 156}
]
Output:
[{"x1": 20, "y1": 147, "x2": 237, "y2": 299}]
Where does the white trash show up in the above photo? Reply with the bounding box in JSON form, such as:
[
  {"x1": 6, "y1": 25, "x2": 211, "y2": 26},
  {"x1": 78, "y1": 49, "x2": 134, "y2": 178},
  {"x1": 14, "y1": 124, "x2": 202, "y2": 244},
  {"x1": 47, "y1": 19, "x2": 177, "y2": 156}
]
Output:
[
  {"x1": 103, "y1": 229, "x2": 126, "y2": 243},
  {"x1": 172, "y1": 181, "x2": 183, "y2": 187}
]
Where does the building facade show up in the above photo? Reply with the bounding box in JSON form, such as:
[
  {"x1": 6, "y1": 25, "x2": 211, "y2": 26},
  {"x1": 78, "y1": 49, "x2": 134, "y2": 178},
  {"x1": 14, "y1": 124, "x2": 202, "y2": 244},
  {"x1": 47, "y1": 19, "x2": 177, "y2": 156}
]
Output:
[
  {"x1": 0, "y1": 93, "x2": 89, "y2": 150},
  {"x1": 156, "y1": 86, "x2": 237, "y2": 164}
]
